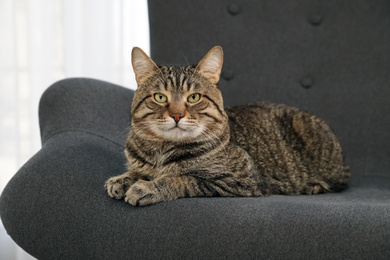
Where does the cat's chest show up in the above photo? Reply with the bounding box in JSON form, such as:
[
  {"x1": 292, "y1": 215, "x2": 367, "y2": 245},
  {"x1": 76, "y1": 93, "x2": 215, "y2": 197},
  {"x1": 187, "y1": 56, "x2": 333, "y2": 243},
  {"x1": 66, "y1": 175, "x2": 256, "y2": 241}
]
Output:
[
  {"x1": 154, "y1": 151, "x2": 171, "y2": 166},
  {"x1": 130, "y1": 149, "x2": 191, "y2": 176},
  {"x1": 127, "y1": 135, "x2": 222, "y2": 175}
]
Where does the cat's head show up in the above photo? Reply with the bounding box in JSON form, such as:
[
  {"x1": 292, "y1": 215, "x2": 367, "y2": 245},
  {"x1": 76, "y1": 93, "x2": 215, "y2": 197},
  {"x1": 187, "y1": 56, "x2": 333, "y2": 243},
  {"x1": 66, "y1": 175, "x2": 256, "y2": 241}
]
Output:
[{"x1": 130, "y1": 46, "x2": 228, "y2": 143}]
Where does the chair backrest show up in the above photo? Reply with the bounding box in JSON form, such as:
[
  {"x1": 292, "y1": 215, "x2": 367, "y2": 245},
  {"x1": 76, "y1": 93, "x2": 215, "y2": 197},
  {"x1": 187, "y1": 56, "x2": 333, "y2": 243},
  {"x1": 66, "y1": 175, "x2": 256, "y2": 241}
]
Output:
[{"x1": 148, "y1": 0, "x2": 390, "y2": 177}]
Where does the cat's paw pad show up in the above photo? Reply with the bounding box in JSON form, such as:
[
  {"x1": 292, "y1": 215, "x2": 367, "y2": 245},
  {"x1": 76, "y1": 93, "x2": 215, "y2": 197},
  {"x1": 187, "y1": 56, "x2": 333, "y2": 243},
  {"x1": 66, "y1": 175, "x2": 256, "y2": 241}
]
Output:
[
  {"x1": 125, "y1": 181, "x2": 161, "y2": 206},
  {"x1": 105, "y1": 176, "x2": 132, "y2": 199}
]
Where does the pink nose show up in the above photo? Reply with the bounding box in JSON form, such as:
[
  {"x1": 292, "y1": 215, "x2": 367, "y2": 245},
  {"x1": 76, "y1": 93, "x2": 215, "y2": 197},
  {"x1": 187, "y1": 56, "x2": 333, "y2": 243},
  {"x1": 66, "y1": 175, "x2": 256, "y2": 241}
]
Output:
[{"x1": 170, "y1": 113, "x2": 183, "y2": 123}]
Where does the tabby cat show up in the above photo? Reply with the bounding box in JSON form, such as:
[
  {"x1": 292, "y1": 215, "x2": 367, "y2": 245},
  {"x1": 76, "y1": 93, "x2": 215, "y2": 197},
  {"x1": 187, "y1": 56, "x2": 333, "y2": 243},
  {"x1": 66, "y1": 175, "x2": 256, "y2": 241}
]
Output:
[{"x1": 105, "y1": 46, "x2": 351, "y2": 206}]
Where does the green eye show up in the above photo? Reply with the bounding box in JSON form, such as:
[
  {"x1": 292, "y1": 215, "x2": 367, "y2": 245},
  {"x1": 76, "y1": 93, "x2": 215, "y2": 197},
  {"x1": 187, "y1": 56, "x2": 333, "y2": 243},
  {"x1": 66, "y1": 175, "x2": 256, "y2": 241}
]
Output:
[
  {"x1": 187, "y1": 93, "x2": 201, "y2": 103},
  {"x1": 154, "y1": 93, "x2": 167, "y2": 103}
]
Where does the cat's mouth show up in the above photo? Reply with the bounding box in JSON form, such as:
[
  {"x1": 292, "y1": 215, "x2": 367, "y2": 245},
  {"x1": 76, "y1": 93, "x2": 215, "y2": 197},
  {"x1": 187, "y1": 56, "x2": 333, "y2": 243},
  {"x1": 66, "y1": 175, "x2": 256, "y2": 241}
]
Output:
[
  {"x1": 169, "y1": 124, "x2": 186, "y2": 130},
  {"x1": 154, "y1": 123, "x2": 204, "y2": 141},
  {"x1": 167, "y1": 125, "x2": 188, "y2": 134}
]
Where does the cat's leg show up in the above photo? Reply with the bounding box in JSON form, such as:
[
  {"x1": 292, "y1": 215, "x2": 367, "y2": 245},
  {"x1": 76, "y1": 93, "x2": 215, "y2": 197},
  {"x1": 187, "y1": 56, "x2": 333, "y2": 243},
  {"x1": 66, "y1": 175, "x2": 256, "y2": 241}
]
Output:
[
  {"x1": 105, "y1": 171, "x2": 142, "y2": 199},
  {"x1": 305, "y1": 165, "x2": 351, "y2": 194},
  {"x1": 125, "y1": 168, "x2": 264, "y2": 206},
  {"x1": 124, "y1": 175, "x2": 217, "y2": 206},
  {"x1": 305, "y1": 181, "x2": 330, "y2": 194},
  {"x1": 124, "y1": 179, "x2": 161, "y2": 206},
  {"x1": 291, "y1": 112, "x2": 351, "y2": 194},
  {"x1": 310, "y1": 164, "x2": 351, "y2": 194}
]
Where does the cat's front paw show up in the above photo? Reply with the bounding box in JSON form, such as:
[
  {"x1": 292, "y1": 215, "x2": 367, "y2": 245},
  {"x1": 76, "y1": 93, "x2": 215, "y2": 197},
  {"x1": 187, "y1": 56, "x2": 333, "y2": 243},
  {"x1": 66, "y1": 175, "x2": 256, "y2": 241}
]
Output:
[
  {"x1": 105, "y1": 175, "x2": 133, "y2": 199},
  {"x1": 125, "y1": 180, "x2": 162, "y2": 206}
]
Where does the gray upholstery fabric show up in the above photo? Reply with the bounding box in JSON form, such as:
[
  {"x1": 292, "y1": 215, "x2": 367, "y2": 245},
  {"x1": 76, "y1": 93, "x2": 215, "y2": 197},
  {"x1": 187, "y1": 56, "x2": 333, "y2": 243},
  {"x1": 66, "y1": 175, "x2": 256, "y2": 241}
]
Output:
[
  {"x1": 38, "y1": 78, "x2": 132, "y2": 145},
  {"x1": 1, "y1": 0, "x2": 390, "y2": 259},
  {"x1": 149, "y1": 0, "x2": 390, "y2": 177}
]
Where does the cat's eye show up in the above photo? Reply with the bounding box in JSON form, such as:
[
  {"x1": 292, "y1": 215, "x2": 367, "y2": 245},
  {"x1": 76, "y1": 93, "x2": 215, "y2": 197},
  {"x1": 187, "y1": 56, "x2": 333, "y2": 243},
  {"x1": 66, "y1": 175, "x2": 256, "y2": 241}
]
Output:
[
  {"x1": 187, "y1": 93, "x2": 201, "y2": 103},
  {"x1": 154, "y1": 93, "x2": 167, "y2": 103}
]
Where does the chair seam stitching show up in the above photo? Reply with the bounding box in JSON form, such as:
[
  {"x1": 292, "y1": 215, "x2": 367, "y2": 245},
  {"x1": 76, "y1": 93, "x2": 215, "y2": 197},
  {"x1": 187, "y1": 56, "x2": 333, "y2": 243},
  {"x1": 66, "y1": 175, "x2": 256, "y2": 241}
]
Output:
[{"x1": 42, "y1": 129, "x2": 124, "y2": 148}]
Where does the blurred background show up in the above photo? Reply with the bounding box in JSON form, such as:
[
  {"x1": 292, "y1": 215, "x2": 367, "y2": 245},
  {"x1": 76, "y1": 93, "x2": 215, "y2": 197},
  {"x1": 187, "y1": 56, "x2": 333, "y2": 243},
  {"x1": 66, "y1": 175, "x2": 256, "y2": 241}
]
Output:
[{"x1": 0, "y1": 0, "x2": 149, "y2": 258}]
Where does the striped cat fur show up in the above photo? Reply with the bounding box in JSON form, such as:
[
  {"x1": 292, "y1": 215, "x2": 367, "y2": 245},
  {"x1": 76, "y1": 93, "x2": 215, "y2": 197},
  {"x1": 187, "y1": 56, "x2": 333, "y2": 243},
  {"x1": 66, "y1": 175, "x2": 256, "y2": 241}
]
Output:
[{"x1": 105, "y1": 46, "x2": 351, "y2": 206}]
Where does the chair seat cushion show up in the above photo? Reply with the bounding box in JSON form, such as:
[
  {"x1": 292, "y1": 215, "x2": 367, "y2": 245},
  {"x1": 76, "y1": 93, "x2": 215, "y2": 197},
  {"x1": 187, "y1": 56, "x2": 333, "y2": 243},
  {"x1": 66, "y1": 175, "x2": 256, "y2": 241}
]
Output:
[{"x1": 1, "y1": 78, "x2": 389, "y2": 259}]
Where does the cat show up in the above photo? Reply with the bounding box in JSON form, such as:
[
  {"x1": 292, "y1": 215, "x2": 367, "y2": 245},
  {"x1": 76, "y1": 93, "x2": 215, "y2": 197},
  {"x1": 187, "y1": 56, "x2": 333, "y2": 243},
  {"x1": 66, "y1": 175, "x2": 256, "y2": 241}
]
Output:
[{"x1": 105, "y1": 46, "x2": 351, "y2": 206}]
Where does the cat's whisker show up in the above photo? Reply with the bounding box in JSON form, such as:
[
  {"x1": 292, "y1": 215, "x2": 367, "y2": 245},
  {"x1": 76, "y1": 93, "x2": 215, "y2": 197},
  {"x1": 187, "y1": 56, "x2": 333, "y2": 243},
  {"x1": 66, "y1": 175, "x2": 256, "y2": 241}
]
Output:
[
  {"x1": 118, "y1": 125, "x2": 131, "y2": 138},
  {"x1": 180, "y1": 51, "x2": 190, "y2": 66}
]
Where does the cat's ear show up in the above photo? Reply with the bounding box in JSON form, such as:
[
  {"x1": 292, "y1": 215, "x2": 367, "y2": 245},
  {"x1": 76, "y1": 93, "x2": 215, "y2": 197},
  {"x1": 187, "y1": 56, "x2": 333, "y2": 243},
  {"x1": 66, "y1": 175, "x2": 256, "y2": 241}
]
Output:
[
  {"x1": 132, "y1": 47, "x2": 159, "y2": 85},
  {"x1": 195, "y1": 46, "x2": 224, "y2": 85}
]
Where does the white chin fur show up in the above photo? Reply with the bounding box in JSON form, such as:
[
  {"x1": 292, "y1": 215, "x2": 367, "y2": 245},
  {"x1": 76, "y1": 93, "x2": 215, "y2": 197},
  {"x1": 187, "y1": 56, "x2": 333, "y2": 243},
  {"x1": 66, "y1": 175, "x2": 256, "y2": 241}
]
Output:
[{"x1": 151, "y1": 122, "x2": 204, "y2": 141}]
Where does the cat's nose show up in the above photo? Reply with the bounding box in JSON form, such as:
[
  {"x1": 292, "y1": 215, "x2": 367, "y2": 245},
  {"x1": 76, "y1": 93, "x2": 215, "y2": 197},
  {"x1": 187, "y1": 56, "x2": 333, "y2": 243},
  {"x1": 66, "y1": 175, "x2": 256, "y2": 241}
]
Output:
[{"x1": 170, "y1": 113, "x2": 183, "y2": 123}]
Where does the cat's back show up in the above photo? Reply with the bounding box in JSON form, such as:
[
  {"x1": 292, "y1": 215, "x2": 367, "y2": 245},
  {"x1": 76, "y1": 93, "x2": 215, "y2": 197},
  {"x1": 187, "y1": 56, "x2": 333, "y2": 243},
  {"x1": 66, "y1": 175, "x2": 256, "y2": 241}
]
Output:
[
  {"x1": 225, "y1": 102, "x2": 345, "y2": 170},
  {"x1": 226, "y1": 102, "x2": 304, "y2": 146}
]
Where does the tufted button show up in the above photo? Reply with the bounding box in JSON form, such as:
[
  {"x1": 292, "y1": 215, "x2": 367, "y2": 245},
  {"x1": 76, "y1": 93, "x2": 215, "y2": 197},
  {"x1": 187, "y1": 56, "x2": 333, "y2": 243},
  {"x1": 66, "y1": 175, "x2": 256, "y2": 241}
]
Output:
[
  {"x1": 308, "y1": 14, "x2": 323, "y2": 26},
  {"x1": 222, "y1": 69, "x2": 235, "y2": 81},
  {"x1": 227, "y1": 4, "x2": 241, "y2": 15},
  {"x1": 300, "y1": 76, "x2": 314, "y2": 89}
]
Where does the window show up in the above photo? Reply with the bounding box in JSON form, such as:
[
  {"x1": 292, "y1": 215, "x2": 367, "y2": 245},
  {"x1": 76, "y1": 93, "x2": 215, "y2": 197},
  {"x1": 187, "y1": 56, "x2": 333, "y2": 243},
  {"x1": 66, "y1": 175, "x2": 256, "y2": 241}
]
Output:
[{"x1": 0, "y1": 1, "x2": 149, "y2": 258}]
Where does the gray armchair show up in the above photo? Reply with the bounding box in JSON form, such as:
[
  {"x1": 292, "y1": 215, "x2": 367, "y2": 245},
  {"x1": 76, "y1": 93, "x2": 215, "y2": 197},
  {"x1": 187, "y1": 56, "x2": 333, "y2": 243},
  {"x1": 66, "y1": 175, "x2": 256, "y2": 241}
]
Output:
[{"x1": 1, "y1": 0, "x2": 389, "y2": 259}]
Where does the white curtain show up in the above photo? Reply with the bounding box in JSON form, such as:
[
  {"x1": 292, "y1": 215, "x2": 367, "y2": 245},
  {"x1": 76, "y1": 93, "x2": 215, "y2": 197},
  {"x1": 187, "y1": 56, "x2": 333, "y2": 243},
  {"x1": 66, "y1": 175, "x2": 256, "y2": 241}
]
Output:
[{"x1": 0, "y1": 0, "x2": 149, "y2": 259}]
